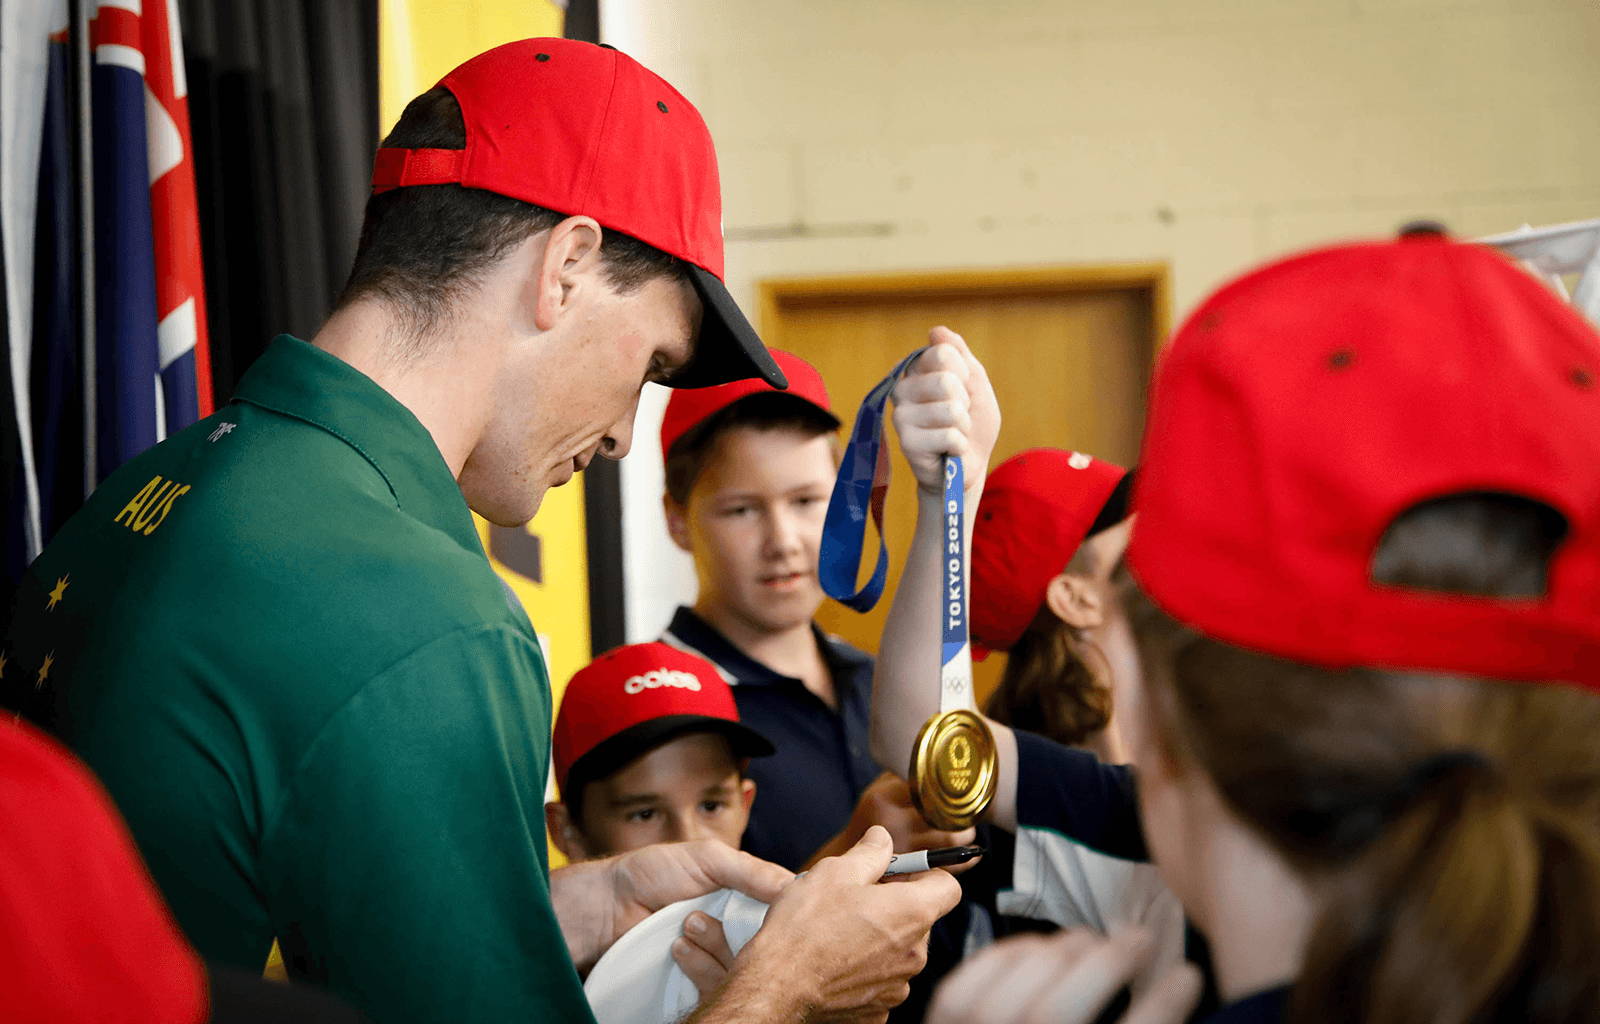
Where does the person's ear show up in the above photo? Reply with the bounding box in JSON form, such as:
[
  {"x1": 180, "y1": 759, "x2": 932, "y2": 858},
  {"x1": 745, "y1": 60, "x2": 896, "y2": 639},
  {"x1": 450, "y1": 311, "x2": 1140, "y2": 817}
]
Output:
[
  {"x1": 1044, "y1": 570, "x2": 1104, "y2": 631},
  {"x1": 740, "y1": 776, "x2": 757, "y2": 812},
  {"x1": 532, "y1": 215, "x2": 604, "y2": 333},
  {"x1": 664, "y1": 494, "x2": 693, "y2": 554},
  {"x1": 545, "y1": 800, "x2": 592, "y2": 862}
]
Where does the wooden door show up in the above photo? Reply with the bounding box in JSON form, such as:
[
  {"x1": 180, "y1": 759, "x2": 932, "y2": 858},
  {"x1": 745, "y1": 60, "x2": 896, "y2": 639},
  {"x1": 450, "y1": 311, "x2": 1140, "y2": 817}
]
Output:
[{"x1": 758, "y1": 265, "x2": 1167, "y2": 705}]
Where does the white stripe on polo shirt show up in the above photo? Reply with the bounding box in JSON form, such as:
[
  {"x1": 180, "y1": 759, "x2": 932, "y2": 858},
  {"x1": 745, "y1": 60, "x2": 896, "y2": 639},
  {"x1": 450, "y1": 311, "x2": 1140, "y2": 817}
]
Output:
[{"x1": 1000, "y1": 826, "x2": 1187, "y2": 996}]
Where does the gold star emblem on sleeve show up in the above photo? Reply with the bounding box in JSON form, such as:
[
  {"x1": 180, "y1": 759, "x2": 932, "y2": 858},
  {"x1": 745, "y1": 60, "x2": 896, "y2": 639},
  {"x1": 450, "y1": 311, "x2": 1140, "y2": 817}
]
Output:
[
  {"x1": 36, "y1": 652, "x2": 54, "y2": 690},
  {"x1": 46, "y1": 575, "x2": 70, "y2": 611}
]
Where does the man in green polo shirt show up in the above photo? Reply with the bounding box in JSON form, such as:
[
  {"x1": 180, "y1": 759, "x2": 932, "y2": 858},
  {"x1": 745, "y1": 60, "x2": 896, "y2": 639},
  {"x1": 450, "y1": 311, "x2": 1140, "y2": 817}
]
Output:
[{"x1": 2, "y1": 39, "x2": 959, "y2": 1024}]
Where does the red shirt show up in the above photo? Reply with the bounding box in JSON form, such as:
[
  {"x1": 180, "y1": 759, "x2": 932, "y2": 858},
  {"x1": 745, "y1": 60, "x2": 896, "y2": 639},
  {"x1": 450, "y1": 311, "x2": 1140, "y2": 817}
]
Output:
[{"x1": 0, "y1": 716, "x2": 206, "y2": 1022}]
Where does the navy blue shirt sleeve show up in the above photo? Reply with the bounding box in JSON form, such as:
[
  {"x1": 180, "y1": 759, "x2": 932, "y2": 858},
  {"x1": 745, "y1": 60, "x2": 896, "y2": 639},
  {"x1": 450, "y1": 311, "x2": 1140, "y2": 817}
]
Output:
[
  {"x1": 1200, "y1": 986, "x2": 1289, "y2": 1023},
  {"x1": 1013, "y1": 728, "x2": 1148, "y2": 861}
]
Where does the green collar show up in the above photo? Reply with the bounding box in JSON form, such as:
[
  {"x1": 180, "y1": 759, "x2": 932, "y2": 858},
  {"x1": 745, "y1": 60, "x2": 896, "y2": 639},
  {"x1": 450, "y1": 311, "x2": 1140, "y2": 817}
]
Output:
[{"x1": 232, "y1": 335, "x2": 483, "y2": 554}]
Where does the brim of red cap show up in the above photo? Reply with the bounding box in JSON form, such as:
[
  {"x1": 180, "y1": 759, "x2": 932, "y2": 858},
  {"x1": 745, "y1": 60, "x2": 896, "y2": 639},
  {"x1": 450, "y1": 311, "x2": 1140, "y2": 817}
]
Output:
[
  {"x1": 669, "y1": 265, "x2": 788, "y2": 390},
  {"x1": 1085, "y1": 469, "x2": 1136, "y2": 538},
  {"x1": 561, "y1": 713, "x2": 776, "y2": 797}
]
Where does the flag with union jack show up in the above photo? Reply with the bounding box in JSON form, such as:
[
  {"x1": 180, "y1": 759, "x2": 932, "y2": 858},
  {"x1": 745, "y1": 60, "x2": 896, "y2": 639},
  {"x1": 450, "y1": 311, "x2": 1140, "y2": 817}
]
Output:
[
  {"x1": 7, "y1": 0, "x2": 212, "y2": 587},
  {"x1": 88, "y1": 0, "x2": 213, "y2": 483}
]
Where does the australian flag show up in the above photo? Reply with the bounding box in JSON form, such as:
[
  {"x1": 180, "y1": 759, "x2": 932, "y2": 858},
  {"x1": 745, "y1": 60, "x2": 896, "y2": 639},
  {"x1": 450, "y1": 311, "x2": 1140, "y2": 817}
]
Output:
[
  {"x1": 89, "y1": 0, "x2": 213, "y2": 480},
  {"x1": 9, "y1": 0, "x2": 212, "y2": 590}
]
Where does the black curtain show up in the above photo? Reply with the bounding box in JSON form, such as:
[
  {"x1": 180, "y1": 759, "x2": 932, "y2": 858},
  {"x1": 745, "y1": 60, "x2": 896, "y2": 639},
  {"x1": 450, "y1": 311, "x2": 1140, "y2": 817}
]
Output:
[
  {"x1": 177, "y1": 0, "x2": 378, "y2": 403},
  {"x1": 564, "y1": 0, "x2": 600, "y2": 49}
]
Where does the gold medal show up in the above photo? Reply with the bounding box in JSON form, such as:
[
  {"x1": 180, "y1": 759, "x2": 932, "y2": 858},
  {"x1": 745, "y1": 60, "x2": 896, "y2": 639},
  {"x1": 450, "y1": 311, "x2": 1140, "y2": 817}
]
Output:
[
  {"x1": 909, "y1": 708, "x2": 998, "y2": 830},
  {"x1": 817, "y1": 373, "x2": 993, "y2": 830}
]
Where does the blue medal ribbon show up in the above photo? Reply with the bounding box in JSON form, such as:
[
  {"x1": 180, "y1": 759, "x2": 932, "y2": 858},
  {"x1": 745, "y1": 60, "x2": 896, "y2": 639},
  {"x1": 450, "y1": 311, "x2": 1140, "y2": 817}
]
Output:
[
  {"x1": 940, "y1": 454, "x2": 970, "y2": 695},
  {"x1": 820, "y1": 347, "x2": 975, "y2": 708},
  {"x1": 819, "y1": 348, "x2": 925, "y2": 612}
]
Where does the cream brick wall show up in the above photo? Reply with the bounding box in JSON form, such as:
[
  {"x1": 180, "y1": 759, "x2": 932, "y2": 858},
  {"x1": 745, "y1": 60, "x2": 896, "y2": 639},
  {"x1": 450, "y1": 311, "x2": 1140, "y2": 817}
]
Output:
[
  {"x1": 602, "y1": 0, "x2": 1600, "y2": 640},
  {"x1": 608, "y1": 0, "x2": 1598, "y2": 319}
]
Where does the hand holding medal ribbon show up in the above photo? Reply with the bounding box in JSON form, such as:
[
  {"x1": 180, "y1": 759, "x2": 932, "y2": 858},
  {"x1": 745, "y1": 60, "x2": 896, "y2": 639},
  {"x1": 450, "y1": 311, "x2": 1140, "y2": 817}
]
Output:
[{"x1": 820, "y1": 335, "x2": 998, "y2": 830}]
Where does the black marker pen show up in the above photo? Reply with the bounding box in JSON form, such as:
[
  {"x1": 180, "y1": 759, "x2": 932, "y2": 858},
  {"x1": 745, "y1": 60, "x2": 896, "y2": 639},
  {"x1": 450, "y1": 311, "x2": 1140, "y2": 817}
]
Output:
[{"x1": 881, "y1": 845, "x2": 985, "y2": 876}]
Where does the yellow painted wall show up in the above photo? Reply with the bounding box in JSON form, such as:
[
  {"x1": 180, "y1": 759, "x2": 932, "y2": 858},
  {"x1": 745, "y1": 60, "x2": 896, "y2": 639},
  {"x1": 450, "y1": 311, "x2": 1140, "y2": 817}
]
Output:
[
  {"x1": 472, "y1": 487, "x2": 593, "y2": 732},
  {"x1": 379, "y1": 0, "x2": 566, "y2": 132},
  {"x1": 378, "y1": 0, "x2": 581, "y2": 870}
]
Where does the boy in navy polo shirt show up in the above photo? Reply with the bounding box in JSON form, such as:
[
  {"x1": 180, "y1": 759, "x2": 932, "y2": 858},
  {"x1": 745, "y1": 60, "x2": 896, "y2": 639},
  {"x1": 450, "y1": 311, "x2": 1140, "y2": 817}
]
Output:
[
  {"x1": 660, "y1": 350, "x2": 986, "y2": 1023},
  {"x1": 657, "y1": 349, "x2": 975, "y2": 875},
  {"x1": 546, "y1": 642, "x2": 774, "y2": 861}
]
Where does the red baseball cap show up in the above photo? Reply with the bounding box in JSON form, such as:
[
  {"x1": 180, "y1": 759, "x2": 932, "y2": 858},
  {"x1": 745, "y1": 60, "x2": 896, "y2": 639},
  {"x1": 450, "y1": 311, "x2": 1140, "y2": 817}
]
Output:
[
  {"x1": 1127, "y1": 226, "x2": 1600, "y2": 688},
  {"x1": 552, "y1": 642, "x2": 775, "y2": 797},
  {"x1": 0, "y1": 718, "x2": 206, "y2": 1023},
  {"x1": 370, "y1": 38, "x2": 785, "y2": 391},
  {"x1": 970, "y1": 449, "x2": 1131, "y2": 657},
  {"x1": 659, "y1": 348, "x2": 838, "y2": 461}
]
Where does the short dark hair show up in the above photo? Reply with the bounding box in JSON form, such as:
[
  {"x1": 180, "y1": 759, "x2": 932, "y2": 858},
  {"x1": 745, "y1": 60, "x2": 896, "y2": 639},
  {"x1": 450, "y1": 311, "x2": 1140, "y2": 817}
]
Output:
[
  {"x1": 337, "y1": 87, "x2": 685, "y2": 352},
  {"x1": 664, "y1": 393, "x2": 840, "y2": 505},
  {"x1": 563, "y1": 731, "x2": 749, "y2": 825},
  {"x1": 1372, "y1": 491, "x2": 1568, "y2": 599}
]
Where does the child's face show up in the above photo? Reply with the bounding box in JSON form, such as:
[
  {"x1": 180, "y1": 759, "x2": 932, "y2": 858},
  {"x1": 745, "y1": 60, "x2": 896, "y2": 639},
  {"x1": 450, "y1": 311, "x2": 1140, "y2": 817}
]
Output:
[
  {"x1": 576, "y1": 733, "x2": 756, "y2": 857},
  {"x1": 682, "y1": 426, "x2": 835, "y2": 634}
]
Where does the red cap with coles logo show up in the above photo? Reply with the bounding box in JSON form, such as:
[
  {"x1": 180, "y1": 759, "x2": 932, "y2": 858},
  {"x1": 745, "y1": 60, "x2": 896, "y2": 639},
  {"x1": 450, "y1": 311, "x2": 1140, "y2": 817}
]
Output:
[
  {"x1": 970, "y1": 448, "x2": 1132, "y2": 657},
  {"x1": 1127, "y1": 224, "x2": 1600, "y2": 688},
  {"x1": 659, "y1": 348, "x2": 839, "y2": 461},
  {"x1": 370, "y1": 38, "x2": 785, "y2": 392},
  {"x1": 553, "y1": 642, "x2": 775, "y2": 797}
]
